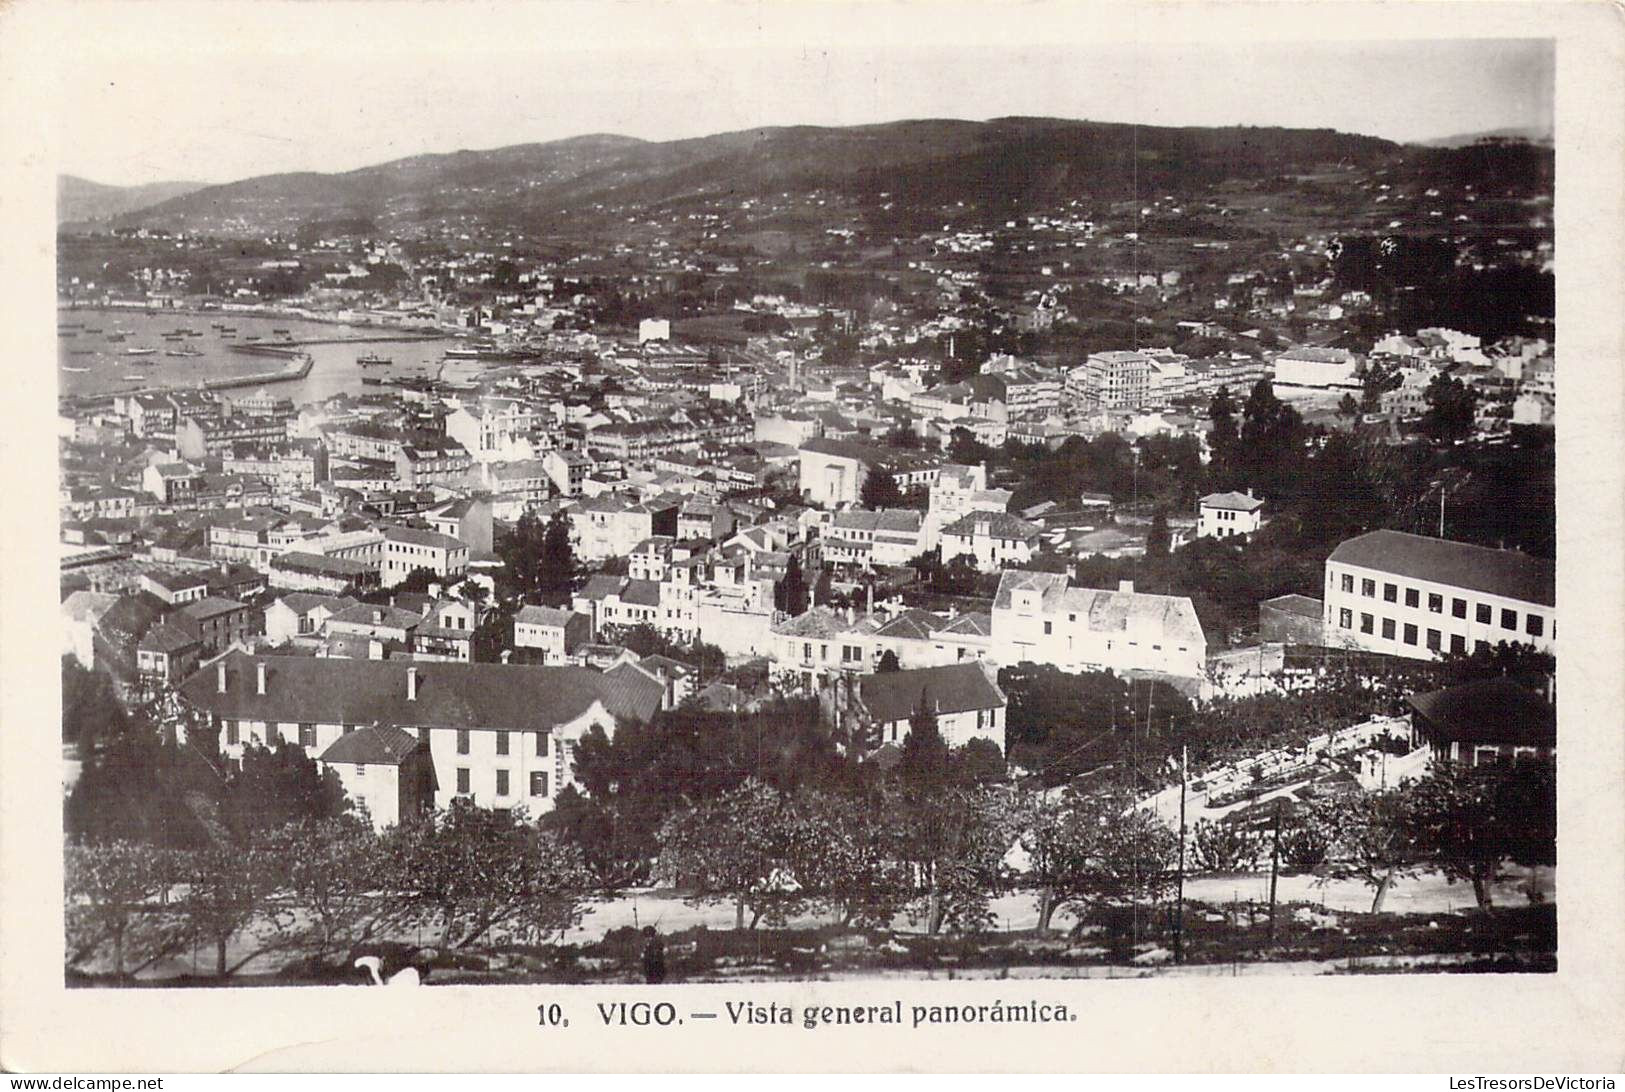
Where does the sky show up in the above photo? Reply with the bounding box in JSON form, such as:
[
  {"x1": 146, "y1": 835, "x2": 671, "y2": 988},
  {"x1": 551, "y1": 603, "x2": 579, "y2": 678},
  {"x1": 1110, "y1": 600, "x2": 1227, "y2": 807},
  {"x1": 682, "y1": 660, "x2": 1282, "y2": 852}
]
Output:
[{"x1": 39, "y1": 2, "x2": 1555, "y2": 188}]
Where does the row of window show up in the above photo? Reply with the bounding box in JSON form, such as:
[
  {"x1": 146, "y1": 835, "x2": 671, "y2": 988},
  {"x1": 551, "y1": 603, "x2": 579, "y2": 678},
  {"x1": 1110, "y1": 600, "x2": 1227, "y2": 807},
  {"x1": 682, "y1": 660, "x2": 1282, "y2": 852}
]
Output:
[
  {"x1": 1336, "y1": 609, "x2": 1500, "y2": 653},
  {"x1": 1336, "y1": 573, "x2": 1547, "y2": 637},
  {"x1": 455, "y1": 768, "x2": 548, "y2": 797},
  {"x1": 222, "y1": 722, "x2": 553, "y2": 759},
  {"x1": 457, "y1": 728, "x2": 549, "y2": 757}
]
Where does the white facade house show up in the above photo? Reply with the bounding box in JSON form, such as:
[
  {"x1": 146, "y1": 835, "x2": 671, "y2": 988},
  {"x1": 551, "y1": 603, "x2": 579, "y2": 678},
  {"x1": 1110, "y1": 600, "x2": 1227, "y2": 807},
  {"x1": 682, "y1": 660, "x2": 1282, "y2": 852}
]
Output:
[
  {"x1": 1322, "y1": 530, "x2": 1555, "y2": 660},
  {"x1": 989, "y1": 570, "x2": 1207, "y2": 680},
  {"x1": 638, "y1": 318, "x2": 671, "y2": 344},
  {"x1": 1197, "y1": 490, "x2": 1265, "y2": 539},
  {"x1": 823, "y1": 509, "x2": 927, "y2": 568},
  {"x1": 939, "y1": 511, "x2": 1041, "y2": 572},
  {"x1": 512, "y1": 605, "x2": 590, "y2": 665},
  {"x1": 1273, "y1": 347, "x2": 1360, "y2": 388},
  {"x1": 179, "y1": 653, "x2": 663, "y2": 817},
  {"x1": 381, "y1": 527, "x2": 469, "y2": 589}
]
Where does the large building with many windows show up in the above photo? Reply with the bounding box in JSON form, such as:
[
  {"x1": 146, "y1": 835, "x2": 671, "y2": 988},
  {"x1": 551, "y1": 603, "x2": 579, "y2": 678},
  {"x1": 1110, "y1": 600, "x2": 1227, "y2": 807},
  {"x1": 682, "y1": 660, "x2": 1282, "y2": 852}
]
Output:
[
  {"x1": 1322, "y1": 530, "x2": 1555, "y2": 660},
  {"x1": 177, "y1": 652, "x2": 662, "y2": 819}
]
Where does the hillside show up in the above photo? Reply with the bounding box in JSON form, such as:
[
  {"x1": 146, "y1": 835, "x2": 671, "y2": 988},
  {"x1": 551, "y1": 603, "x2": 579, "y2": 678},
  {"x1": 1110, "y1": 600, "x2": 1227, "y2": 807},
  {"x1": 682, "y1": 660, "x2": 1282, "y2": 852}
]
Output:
[
  {"x1": 105, "y1": 118, "x2": 1410, "y2": 237},
  {"x1": 58, "y1": 175, "x2": 207, "y2": 225}
]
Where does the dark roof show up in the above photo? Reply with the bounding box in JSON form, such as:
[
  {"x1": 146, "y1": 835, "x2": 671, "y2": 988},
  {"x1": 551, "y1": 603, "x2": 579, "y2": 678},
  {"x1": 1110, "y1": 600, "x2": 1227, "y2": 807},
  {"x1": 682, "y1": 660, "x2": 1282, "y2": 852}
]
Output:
[
  {"x1": 858, "y1": 662, "x2": 1006, "y2": 723},
  {"x1": 319, "y1": 724, "x2": 426, "y2": 766},
  {"x1": 138, "y1": 621, "x2": 201, "y2": 655},
  {"x1": 329, "y1": 604, "x2": 423, "y2": 630},
  {"x1": 595, "y1": 662, "x2": 665, "y2": 722},
  {"x1": 1408, "y1": 677, "x2": 1555, "y2": 747},
  {"x1": 274, "y1": 551, "x2": 375, "y2": 577},
  {"x1": 179, "y1": 651, "x2": 658, "y2": 732},
  {"x1": 175, "y1": 596, "x2": 246, "y2": 622},
  {"x1": 143, "y1": 569, "x2": 209, "y2": 592},
  {"x1": 1328, "y1": 530, "x2": 1553, "y2": 606}
]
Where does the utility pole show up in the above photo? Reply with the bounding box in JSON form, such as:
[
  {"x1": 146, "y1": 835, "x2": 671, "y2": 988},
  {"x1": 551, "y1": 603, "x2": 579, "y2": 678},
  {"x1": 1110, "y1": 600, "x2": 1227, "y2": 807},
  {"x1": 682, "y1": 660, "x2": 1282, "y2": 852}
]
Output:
[
  {"x1": 1439, "y1": 486, "x2": 1445, "y2": 538},
  {"x1": 1266, "y1": 796, "x2": 1283, "y2": 947},
  {"x1": 1174, "y1": 745, "x2": 1187, "y2": 964}
]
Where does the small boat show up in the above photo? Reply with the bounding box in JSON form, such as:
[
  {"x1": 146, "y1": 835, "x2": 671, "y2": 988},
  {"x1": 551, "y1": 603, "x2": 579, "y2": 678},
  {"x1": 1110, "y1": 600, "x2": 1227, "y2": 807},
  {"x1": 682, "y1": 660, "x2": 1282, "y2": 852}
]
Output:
[
  {"x1": 125, "y1": 347, "x2": 157, "y2": 356},
  {"x1": 105, "y1": 334, "x2": 126, "y2": 343},
  {"x1": 123, "y1": 373, "x2": 149, "y2": 380},
  {"x1": 272, "y1": 327, "x2": 290, "y2": 335},
  {"x1": 58, "y1": 331, "x2": 78, "y2": 338},
  {"x1": 245, "y1": 335, "x2": 261, "y2": 342},
  {"x1": 63, "y1": 366, "x2": 90, "y2": 373},
  {"x1": 68, "y1": 349, "x2": 96, "y2": 357},
  {"x1": 444, "y1": 346, "x2": 481, "y2": 359}
]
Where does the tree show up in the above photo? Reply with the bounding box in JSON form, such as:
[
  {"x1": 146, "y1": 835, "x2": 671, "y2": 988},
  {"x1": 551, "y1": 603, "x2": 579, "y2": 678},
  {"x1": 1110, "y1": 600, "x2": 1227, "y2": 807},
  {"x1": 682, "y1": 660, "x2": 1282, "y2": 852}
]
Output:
[
  {"x1": 538, "y1": 510, "x2": 576, "y2": 606},
  {"x1": 1336, "y1": 392, "x2": 1361, "y2": 419},
  {"x1": 1359, "y1": 359, "x2": 1404, "y2": 412},
  {"x1": 379, "y1": 802, "x2": 592, "y2": 949},
  {"x1": 219, "y1": 741, "x2": 349, "y2": 838},
  {"x1": 264, "y1": 817, "x2": 384, "y2": 959},
  {"x1": 860, "y1": 468, "x2": 904, "y2": 510},
  {"x1": 62, "y1": 656, "x2": 128, "y2": 751},
  {"x1": 875, "y1": 649, "x2": 901, "y2": 673},
  {"x1": 894, "y1": 783, "x2": 1012, "y2": 935},
  {"x1": 947, "y1": 427, "x2": 995, "y2": 471},
  {"x1": 1419, "y1": 372, "x2": 1479, "y2": 444},
  {"x1": 1207, "y1": 386, "x2": 1239, "y2": 471},
  {"x1": 175, "y1": 840, "x2": 295, "y2": 977},
  {"x1": 1309, "y1": 790, "x2": 1415, "y2": 912},
  {"x1": 1399, "y1": 762, "x2": 1554, "y2": 909},
  {"x1": 394, "y1": 567, "x2": 440, "y2": 594},
  {"x1": 498, "y1": 509, "x2": 576, "y2": 605},
  {"x1": 1146, "y1": 508, "x2": 1172, "y2": 559},
  {"x1": 655, "y1": 779, "x2": 806, "y2": 930},
  {"x1": 1189, "y1": 818, "x2": 1263, "y2": 873},
  {"x1": 789, "y1": 787, "x2": 910, "y2": 928},
  {"x1": 65, "y1": 841, "x2": 181, "y2": 978},
  {"x1": 776, "y1": 554, "x2": 809, "y2": 615}
]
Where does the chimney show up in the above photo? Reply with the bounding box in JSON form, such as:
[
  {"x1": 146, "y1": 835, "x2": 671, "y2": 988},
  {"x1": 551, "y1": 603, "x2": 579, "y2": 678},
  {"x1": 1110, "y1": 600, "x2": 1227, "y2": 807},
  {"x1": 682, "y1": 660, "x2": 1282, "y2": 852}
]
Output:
[
  {"x1": 1246, "y1": 487, "x2": 1255, "y2": 499},
  {"x1": 216, "y1": 662, "x2": 227, "y2": 693},
  {"x1": 866, "y1": 582, "x2": 874, "y2": 614},
  {"x1": 407, "y1": 666, "x2": 418, "y2": 701},
  {"x1": 369, "y1": 639, "x2": 384, "y2": 660},
  {"x1": 500, "y1": 649, "x2": 513, "y2": 665},
  {"x1": 373, "y1": 608, "x2": 384, "y2": 623},
  {"x1": 1119, "y1": 579, "x2": 1135, "y2": 594},
  {"x1": 255, "y1": 661, "x2": 267, "y2": 695}
]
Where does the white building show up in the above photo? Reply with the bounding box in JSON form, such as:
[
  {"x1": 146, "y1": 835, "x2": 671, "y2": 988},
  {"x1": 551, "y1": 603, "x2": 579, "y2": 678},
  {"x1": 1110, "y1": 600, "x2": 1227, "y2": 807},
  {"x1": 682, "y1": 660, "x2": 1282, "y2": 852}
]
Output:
[
  {"x1": 989, "y1": 570, "x2": 1207, "y2": 680},
  {"x1": 638, "y1": 318, "x2": 671, "y2": 344},
  {"x1": 823, "y1": 509, "x2": 927, "y2": 569},
  {"x1": 1273, "y1": 347, "x2": 1360, "y2": 389},
  {"x1": 381, "y1": 526, "x2": 469, "y2": 589},
  {"x1": 513, "y1": 605, "x2": 590, "y2": 665},
  {"x1": 939, "y1": 511, "x2": 1042, "y2": 572},
  {"x1": 179, "y1": 653, "x2": 663, "y2": 818},
  {"x1": 1197, "y1": 490, "x2": 1265, "y2": 540},
  {"x1": 1322, "y1": 530, "x2": 1555, "y2": 660}
]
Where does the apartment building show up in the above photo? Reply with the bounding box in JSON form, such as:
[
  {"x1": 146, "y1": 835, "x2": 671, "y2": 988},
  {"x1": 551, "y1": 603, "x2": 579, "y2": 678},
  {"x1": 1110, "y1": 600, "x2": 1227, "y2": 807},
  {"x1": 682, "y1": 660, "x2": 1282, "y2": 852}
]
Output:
[
  {"x1": 381, "y1": 526, "x2": 469, "y2": 589},
  {"x1": 1322, "y1": 530, "x2": 1555, "y2": 660},
  {"x1": 989, "y1": 569, "x2": 1207, "y2": 680}
]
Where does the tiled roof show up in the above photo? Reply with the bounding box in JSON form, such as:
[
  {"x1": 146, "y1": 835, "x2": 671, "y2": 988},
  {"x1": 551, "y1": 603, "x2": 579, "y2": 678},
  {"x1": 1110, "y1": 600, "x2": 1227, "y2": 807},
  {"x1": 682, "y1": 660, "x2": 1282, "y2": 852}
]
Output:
[
  {"x1": 319, "y1": 724, "x2": 425, "y2": 766},
  {"x1": 1261, "y1": 594, "x2": 1323, "y2": 619},
  {"x1": 274, "y1": 593, "x2": 358, "y2": 616},
  {"x1": 772, "y1": 606, "x2": 858, "y2": 639},
  {"x1": 176, "y1": 596, "x2": 246, "y2": 622},
  {"x1": 179, "y1": 651, "x2": 656, "y2": 732},
  {"x1": 515, "y1": 605, "x2": 576, "y2": 627},
  {"x1": 1200, "y1": 491, "x2": 1265, "y2": 512},
  {"x1": 936, "y1": 611, "x2": 993, "y2": 637},
  {"x1": 329, "y1": 604, "x2": 425, "y2": 630},
  {"x1": 872, "y1": 609, "x2": 943, "y2": 642},
  {"x1": 138, "y1": 621, "x2": 201, "y2": 654},
  {"x1": 941, "y1": 511, "x2": 1041, "y2": 540},
  {"x1": 620, "y1": 579, "x2": 662, "y2": 607},
  {"x1": 1328, "y1": 530, "x2": 1553, "y2": 606},
  {"x1": 859, "y1": 662, "x2": 1005, "y2": 723},
  {"x1": 385, "y1": 526, "x2": 466, "y2": 551}
]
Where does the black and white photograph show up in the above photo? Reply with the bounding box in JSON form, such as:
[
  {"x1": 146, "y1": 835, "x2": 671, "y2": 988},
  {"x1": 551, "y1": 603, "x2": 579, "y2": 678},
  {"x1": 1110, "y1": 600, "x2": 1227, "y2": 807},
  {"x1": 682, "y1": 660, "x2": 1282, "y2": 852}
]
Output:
[{"x1": 3, "y1": 0, "x2": 1623, "y2": 1076}]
